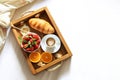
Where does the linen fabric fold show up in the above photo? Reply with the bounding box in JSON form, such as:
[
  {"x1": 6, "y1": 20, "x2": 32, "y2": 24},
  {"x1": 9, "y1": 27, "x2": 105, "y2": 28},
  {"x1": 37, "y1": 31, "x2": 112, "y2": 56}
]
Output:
[
  {"x1": 0, "y1": 0, "x2": 34, "y2": 51},
  {"x1": 0, "y1": 0, "x2": 34, "y2": 28}
]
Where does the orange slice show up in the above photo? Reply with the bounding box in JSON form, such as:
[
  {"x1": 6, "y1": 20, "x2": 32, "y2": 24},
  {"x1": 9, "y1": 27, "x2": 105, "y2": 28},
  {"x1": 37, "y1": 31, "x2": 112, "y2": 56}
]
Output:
[
  {"x1": 29, "y1": 52, "x2": 41, "y2": 63},
  {"x1": 41, "y1": 52, "x2": 53, "y2": 63}
]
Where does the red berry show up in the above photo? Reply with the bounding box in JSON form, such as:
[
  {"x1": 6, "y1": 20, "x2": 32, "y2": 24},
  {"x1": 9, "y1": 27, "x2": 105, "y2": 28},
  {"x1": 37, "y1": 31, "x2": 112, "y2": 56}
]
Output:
[
  {"x1": 31, "y1": 47, "x2": 34, "y2": 51},
  {"x1": 33, "y1": 35, "x2": 39, "y2": 40},
  {"x1": 36, "y1": 40, "x2": 40, "y2": 44},
  {"x1": 23, "y1": 36, "x2": 30, "y2": 41},
  {"x1": 29, "y1": 39, "x2": 33, "y2": 42},
  {"x1": 23, "y1": 44, "x2": 28, "y2": 49},
  {"x1": 34, "y1": 44, "x2": 39, "y2": 49},
  {"x1": 28, "y1": 33, "x2": 33, "y2": 36},
  {"x1": 26, "y1": 48, "x2": 31, "y2": 51}
]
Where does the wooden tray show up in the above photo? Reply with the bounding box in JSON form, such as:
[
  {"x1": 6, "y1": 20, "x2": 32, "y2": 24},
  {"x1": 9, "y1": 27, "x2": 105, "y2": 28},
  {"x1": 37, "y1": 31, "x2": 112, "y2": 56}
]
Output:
[{"x1": 11, "y1": 7, "x2": 72, "y2": 74}]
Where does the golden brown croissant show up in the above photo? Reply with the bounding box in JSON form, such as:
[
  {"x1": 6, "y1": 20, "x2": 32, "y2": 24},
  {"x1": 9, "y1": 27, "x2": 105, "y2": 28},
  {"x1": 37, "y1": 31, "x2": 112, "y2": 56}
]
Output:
[{"x1": 29, "y1": 18, "x2": 55, "y2": 34}]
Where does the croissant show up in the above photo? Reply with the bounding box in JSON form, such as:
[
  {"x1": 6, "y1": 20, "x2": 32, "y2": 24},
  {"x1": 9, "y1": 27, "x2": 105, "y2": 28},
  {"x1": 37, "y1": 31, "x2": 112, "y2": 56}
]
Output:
[{"x1": 29, "y1": 18, "x2": 55, "y2": 34}]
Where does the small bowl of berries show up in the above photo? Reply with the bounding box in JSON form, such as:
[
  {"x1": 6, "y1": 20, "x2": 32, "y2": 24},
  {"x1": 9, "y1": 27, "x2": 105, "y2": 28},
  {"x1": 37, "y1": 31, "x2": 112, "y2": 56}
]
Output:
[{"x1": 21, "y1": 32, "x2": 41, "y2": 53}]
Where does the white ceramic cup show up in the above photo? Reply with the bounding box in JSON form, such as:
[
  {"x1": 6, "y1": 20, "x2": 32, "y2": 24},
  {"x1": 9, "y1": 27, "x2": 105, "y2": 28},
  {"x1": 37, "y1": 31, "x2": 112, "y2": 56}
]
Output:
[{"x1": 46, "y1": 37, "x2": 55, "y2": 52}]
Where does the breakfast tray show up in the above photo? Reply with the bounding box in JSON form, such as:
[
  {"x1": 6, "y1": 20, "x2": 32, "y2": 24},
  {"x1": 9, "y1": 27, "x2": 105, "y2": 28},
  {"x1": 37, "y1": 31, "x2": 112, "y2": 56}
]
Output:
[{"x1": 11, "y1": 7, "x2": 72, "y2": 74}]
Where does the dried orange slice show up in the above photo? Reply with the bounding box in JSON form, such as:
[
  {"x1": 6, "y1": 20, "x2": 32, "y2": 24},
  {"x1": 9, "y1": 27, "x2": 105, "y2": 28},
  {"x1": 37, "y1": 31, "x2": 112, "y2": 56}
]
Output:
[
  {"x1": 41, "y1": 52, "x2": 53, "y2": 63},
  {"x1": 29, "y1": 52, "x2": 41, "y2": 63}
]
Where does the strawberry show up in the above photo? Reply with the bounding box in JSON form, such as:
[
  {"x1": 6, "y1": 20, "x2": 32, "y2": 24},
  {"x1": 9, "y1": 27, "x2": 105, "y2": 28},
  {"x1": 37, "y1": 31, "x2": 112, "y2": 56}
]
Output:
[
  {"x1": 22, "y1": 40, "x2": 28, "y2": 44},
  {"x1": 29, "y1": 39, "x2": 33, "y2": 43},
  {"x1": 36, "y1": 40, "x2": 40, "y2": 44},
  {"x1": 28, "y1": 33, "x2": 33, "y2": 36},
  {"x1": 28, "y1": 41, "x2": 31, "y2": 45},
  {"x1": 23, "y1": 36, "x2": 30, "y2": 41},
  {"x1": 26, "y1": 47, "x2": 34, "y2": 51},
  {"x1": 34, "y1": 44, "x2": 39, "y2": 49},
  {"x1": 33, "y1": 35, "x2": 39, "y2": 40},
  {"x1": 26, "y1": 48, "x2": 31, "y2": 51},
  {"x1": 31, "y1": 47, "x2": 34, "y2": 51},
  {"x1": 31, "y1": 41, "x2": 36, "y2": 45},
  {"x1": 32, "y1": 38, "x2": 37, "y2": 41},
  {"x1": 23, "y1": 44, "x2": 28, "y2": 49}
]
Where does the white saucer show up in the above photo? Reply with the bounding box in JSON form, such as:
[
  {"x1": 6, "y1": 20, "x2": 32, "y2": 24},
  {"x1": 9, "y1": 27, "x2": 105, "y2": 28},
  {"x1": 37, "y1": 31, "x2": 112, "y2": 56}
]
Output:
[{"x1": 40, "y1": 34, "x2": 61, "y2": 53}]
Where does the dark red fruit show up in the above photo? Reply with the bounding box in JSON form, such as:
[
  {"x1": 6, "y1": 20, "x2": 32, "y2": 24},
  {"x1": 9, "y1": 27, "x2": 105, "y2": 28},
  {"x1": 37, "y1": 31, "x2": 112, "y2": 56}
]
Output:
[
  {"x1": 36, "y1": 40, "x2": 40, "y2": 44},
  {"x1": 23, "y1": 36, "x2": 30, "y2": 41},
  {"x1": 23, "y1": 44, "x2": 28, "y2": 48},
  {"x1": 26, "y1": 48, "x2": 31, "y2": 51},
  {"x1": 29, "y1": 39, "x2": 33, "y2": 42},
  {"x1": 33, "y1": 35, "x2": 39, "y2": 40},
  {"x1": 34, "y1": 44, "x2": 39, "y2": 49},
  {"x1": 28, "y1": 33, "x2": 33, "y2": 36}
]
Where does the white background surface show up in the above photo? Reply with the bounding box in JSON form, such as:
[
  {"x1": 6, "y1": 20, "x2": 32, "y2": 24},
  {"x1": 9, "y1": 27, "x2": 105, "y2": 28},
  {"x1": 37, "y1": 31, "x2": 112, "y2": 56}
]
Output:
[{"x1": 1, "y1": 0, "x2": 120, "y2": 80}]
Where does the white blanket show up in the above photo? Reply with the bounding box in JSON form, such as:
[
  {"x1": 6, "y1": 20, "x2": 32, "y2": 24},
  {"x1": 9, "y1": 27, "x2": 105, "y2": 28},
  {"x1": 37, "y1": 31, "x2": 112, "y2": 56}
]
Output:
[
  {"x1": 0, "y1": 0, "x2": 34, "y2": 28},
  {"x1": 0, "y1": 0, "x2": 34, "y2": 51}
]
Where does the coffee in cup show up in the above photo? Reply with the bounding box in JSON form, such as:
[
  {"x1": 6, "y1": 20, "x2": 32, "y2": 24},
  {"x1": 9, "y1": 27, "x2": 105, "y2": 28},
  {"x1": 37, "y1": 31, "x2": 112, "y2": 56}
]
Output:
[{"x1": 46, "y1": 37, "x2": 55, "y2": 53}]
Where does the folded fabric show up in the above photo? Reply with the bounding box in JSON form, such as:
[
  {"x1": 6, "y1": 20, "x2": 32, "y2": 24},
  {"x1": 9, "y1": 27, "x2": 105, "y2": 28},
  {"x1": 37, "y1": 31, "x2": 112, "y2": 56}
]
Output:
[
  {"x1": 0, "y1": 0, "x2": 34, "y2": 51},
  {"x1": 0, "y1": 0, "x2": 34, "y2": 28}
]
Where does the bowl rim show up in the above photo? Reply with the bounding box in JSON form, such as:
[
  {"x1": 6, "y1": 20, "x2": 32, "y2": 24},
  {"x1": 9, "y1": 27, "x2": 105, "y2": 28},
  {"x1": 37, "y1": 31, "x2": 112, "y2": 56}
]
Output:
[{"x1": 21, "y1": 32, "x2": 41, "y2": 53}]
